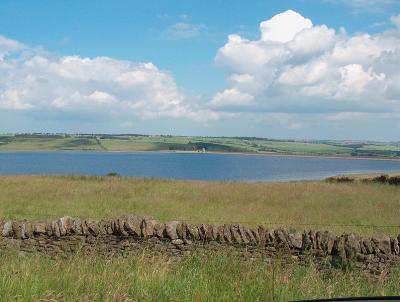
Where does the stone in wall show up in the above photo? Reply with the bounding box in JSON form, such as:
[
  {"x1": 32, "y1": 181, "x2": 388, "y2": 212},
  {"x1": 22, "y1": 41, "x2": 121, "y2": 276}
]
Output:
[{"x1": 1, "y1": 214, "x2": 400, "y2": 276}]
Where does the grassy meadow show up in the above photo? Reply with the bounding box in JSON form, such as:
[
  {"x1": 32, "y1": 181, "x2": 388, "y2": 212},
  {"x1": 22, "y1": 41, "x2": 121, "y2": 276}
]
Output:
[
  {"x1": 1, "y1": 175, "x2": 400, "y2": 301},
  {"x1": 1, "y1": 249, "x2": 400, "y2": 301},
  {"x1": 1, "y1": 175, "x2": 399, "y2": 235}
]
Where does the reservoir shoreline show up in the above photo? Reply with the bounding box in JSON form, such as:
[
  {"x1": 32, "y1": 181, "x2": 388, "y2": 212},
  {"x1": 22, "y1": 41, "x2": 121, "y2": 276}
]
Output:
[{"x1": 1, "y1": 148, "x2": 400, "y2": 161}]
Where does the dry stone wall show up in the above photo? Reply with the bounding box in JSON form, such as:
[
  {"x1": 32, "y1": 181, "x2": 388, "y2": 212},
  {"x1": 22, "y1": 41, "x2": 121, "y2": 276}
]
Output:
[{"x1": 1, "y1": 214, "x2": 399, "y2": 275}]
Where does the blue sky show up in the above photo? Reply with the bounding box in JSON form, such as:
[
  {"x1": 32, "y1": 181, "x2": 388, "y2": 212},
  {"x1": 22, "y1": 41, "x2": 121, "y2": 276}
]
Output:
[{"x1": 0, "y1": 0, "x2": 400, "y2": 140}]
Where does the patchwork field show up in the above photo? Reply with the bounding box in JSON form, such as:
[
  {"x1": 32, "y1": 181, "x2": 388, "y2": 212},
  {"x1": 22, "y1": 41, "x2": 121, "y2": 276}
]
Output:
[
  {"x1": 1, "y1": 175, "x2": 400, "y2": 301},
  {"x1": 1, "y1": 134, "x2": 399, "y2": 158}
]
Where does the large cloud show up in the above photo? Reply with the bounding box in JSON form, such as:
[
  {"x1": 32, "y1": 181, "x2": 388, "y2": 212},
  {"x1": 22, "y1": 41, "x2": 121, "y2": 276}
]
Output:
[
  {"x1": 0, "y1": 36, "x2": 217, "y2": 124},
  {"x1": 212, "y1": 10, "x2": 400, "y2": 123}
]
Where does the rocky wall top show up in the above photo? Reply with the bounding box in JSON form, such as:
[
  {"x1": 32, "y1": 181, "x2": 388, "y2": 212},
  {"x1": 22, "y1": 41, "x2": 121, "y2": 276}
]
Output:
[{"x1": 1, "y1": 214, "x2": 399, "y2": 261}]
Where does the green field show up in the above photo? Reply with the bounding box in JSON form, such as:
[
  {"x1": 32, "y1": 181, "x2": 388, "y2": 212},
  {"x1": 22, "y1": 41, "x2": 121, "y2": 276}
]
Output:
[
  {"x1": 1, "y1": 133, "x2": 399, "y2": 157},
  {"x1": 1, "y1": 249, "x2": 399, "y2": 301},
  {"x1": 1, "y1": 175, "x2": 400, "y2": 235},
  {"x1": 1, "y1": 176, "x2": 400, "y2": 301}
]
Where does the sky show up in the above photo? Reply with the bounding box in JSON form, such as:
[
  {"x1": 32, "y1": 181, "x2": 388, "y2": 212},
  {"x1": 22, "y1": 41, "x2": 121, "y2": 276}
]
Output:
[{"x1": 0, "y1": 0, "x2": 400, "y2": 141}]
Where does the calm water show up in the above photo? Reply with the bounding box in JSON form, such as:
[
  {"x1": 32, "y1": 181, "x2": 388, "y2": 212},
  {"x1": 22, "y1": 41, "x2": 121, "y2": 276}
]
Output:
[{"x1": 0, "y1": 151, "x2": 399, "y2": 181}]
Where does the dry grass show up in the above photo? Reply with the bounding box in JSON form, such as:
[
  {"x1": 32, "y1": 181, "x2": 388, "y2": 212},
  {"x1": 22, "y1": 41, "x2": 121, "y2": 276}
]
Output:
[{"x1": 0, "y1": 175, "x2": 399, "y2": 235}]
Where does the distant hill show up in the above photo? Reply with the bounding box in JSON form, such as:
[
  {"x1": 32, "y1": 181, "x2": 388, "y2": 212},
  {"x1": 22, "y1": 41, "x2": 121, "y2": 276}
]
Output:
[{"x1": 0, "y1": 133, "x2": 399, "y2": 158}]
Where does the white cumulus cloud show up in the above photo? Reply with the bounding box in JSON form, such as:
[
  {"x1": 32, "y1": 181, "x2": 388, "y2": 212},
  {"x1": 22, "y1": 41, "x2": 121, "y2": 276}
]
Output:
[
  {"x1": 0, "y1": 36, "x2": 218, "y2": 124},
  {"x1": 212, "y1": 9, "x2": 400, "y2": 120},
  {"x1": 0, "y1": 35, "x2": 26, "y2": 60},
  {"x1": 260, "y1": 10, "x2": 312, "y2": 43},
  {"x1": 210, "y1": 88, "x2": 254, "y2": 108}
]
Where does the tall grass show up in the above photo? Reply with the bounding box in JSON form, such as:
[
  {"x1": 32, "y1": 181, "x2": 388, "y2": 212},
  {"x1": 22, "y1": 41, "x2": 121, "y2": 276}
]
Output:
[
  {"x1": 0, "y1": 175, "x2": 399, "y2": 235},
  {"x1": 0, "y1": 249, "x2": 399, "y2": 301}
]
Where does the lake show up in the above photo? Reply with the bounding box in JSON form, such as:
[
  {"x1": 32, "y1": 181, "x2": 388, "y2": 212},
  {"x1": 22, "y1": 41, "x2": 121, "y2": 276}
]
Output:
[{"x1": 0, "y1": 151, "x2": 400, "y2": 181}]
